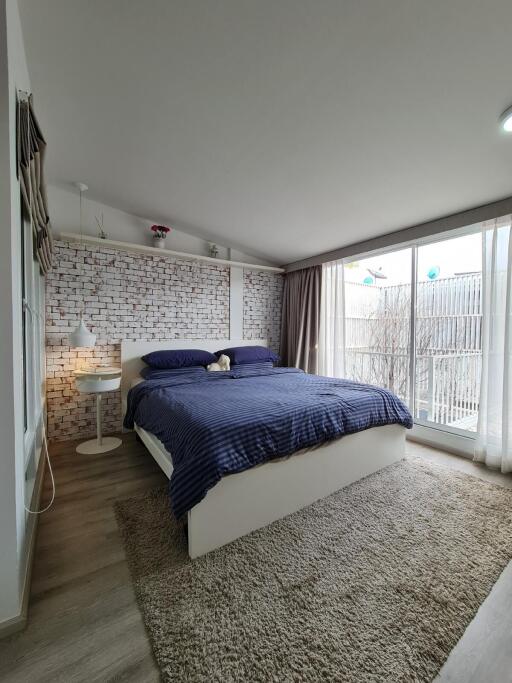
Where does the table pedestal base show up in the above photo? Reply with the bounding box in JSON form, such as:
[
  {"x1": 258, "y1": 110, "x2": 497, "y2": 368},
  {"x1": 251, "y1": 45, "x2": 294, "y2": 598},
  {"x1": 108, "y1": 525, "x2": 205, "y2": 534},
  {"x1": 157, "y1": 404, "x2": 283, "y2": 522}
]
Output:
[
  {"x1": 76, "y1": 392, "x2": 122, "y2": 455},
  {"x1": 76, "y1": 436, "x2": 122, "y2": 455}
]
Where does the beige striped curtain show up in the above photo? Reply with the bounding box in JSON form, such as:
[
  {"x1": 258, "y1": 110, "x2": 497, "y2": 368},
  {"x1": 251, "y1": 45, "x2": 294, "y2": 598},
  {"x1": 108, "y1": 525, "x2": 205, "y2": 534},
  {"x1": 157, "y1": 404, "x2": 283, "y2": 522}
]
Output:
[
  {"x1": 17, "y1": 94, "x2": 53, "y2": 273},
  {"x1": 280, "y1": 266, "x2": 322, "y2": 373}
]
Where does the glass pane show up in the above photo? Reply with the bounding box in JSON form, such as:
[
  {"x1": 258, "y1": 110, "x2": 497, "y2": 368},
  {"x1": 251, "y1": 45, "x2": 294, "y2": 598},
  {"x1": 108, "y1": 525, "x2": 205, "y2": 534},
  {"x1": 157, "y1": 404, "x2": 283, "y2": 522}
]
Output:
[
  {"x1": 414, "y1": 232, "x2": 482, "y2": 432},
  {"x1": 344, "y1": 248, "x2": 412, "y2": 404},
  {"x1": 21, "y1": 202, "x2": 28, "y2": 432}
]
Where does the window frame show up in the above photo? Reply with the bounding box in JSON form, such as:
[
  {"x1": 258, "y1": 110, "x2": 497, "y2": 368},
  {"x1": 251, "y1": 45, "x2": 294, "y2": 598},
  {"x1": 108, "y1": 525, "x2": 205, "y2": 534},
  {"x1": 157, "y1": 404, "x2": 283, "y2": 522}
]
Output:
[{"x1": 21, "y1": 208, "x2": 45, "y2": 499}]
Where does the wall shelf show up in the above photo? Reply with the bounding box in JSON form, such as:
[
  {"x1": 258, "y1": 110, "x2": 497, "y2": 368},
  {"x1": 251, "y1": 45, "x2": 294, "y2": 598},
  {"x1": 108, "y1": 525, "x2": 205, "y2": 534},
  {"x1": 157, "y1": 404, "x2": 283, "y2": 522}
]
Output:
[{"x1": 59, "y1": 232, "x2": 285, "y2": 273}]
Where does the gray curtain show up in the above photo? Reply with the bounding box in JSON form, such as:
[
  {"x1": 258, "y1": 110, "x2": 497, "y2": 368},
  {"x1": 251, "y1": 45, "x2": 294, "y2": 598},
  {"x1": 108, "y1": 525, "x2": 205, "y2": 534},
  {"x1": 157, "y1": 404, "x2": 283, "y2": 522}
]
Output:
[
  {"x1": 280, "y1": 265, "x2": 322, "y2": 373},
  {"x1": 17, "y1": 94, "x2": 53, "y2": 273}
]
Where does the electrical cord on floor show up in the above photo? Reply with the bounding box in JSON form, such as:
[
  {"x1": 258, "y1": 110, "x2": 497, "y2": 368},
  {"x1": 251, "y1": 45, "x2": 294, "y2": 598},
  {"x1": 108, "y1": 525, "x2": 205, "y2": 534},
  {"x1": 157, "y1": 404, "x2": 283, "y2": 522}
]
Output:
[
  {"x1": 25, "y1": 418, "x2": 55, "y2": 515},
  {"x1": 23, "y1": 298, "x2": 56, "y2": 514}
]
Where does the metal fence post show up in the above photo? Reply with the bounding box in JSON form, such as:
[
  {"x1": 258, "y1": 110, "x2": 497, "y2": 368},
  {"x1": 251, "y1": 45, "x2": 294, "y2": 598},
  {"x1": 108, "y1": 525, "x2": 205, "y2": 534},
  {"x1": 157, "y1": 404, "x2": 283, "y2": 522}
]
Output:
[{"x1": 427, "y1": 356, "x2": 435, "y2": 421}]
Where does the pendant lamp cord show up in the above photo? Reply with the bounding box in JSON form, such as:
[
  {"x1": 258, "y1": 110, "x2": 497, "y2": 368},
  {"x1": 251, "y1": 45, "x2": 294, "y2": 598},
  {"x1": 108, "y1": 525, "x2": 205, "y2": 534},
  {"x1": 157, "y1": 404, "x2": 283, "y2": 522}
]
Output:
[{"x1": 78, "y1": 185, "x2": 84, "y2": 319}]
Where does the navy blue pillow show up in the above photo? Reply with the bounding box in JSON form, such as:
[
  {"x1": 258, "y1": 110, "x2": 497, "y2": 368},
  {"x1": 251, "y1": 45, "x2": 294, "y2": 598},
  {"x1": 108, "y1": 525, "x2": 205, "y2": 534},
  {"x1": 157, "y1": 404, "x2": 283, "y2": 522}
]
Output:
[
  {"x1": 229, "y1": 361, "x2": 274, "y2": 373},
  {"x1": 142, "y1": 349, "x2": 217, "y2": 369},
  {"x1": 215, "y1": 345, "x2": 279, "y2": 365},
  {"x1": 140, "y1": 366, "x2": 207, "y2": 380}
]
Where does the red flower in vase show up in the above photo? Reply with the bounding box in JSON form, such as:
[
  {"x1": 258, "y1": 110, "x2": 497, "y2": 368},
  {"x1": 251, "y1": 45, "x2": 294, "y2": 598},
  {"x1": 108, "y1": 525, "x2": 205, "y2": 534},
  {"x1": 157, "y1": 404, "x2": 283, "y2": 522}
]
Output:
[{"x1": 151, "y1": 225, "x2": 171, "y2": 239}]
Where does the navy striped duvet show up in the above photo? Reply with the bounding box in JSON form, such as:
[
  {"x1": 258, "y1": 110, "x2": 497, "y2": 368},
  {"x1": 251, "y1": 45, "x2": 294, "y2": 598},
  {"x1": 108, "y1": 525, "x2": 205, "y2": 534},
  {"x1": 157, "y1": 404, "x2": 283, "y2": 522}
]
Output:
[{"x1": 124, "y1": 366, "x2": 412, "y2": 518}]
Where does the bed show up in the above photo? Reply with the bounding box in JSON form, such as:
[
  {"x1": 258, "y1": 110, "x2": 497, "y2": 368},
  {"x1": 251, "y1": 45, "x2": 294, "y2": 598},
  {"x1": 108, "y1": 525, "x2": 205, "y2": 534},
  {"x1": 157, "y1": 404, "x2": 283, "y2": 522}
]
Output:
[{"x1": 121, "y1": 339, "x2": 412, "y2": 558}]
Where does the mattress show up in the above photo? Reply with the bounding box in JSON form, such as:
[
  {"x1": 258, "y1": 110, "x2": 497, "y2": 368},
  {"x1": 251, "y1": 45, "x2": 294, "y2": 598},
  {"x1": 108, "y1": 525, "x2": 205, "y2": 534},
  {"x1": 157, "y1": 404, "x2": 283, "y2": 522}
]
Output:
[
  {"x1": 136, "y1": 424, "x2": 172, "y2": 463},
  {"x1": 135, "y1": 420, "x2": 340, "y2": 479}
]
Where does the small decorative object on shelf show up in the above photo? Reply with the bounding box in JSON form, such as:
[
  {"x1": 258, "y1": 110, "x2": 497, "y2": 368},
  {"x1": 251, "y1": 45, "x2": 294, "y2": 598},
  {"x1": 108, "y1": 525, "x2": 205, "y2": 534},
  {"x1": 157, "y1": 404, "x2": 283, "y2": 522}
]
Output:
[
  {"x1": 95, "y1": 213, "x2": 107, "y2": 239},
  {"x1": 151, "y1": 224, "x2": 171, "y2": 248},
  {"x1": 209, "y1": 243, "x2": 219, "y2": 258}
]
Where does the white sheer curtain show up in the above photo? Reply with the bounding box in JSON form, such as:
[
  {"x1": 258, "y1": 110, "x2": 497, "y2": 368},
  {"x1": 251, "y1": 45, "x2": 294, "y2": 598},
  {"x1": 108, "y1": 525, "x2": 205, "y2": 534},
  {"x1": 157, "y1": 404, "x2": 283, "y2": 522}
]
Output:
[
  {"x1": 474, "y1": 217, "x2": 512, "y2": 473},
  {"x1": 318, "y1": 260, "x2": 345, "y2": 377}
]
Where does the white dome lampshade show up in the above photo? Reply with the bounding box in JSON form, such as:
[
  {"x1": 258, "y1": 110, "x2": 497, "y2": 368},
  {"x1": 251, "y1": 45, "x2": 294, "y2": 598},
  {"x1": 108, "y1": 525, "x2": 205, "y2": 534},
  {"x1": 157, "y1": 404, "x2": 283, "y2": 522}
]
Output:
[{"x1": 69, "y1": 317, "x2": 96, "y2": 348}]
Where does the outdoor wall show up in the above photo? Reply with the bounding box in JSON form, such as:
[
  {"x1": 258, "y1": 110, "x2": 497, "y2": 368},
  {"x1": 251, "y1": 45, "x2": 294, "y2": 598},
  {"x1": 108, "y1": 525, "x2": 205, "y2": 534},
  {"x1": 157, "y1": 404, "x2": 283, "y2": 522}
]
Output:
[{"x1": 46, "y1": 239, "x2": 283, "y2": 441}]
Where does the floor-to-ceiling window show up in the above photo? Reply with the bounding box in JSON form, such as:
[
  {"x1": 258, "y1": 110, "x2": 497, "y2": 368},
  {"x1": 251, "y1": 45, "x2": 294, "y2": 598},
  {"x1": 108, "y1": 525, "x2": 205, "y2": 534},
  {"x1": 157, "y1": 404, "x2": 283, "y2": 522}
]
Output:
[
  {"x1": 414, "y1": 232, "x2": 482, "y2": 434},
  {"x1": 321, "y1": 224, "x2": 484, "y2": 452},
  {"x1": 344, "y1": 248, "x2": 412, "y2": 405}
]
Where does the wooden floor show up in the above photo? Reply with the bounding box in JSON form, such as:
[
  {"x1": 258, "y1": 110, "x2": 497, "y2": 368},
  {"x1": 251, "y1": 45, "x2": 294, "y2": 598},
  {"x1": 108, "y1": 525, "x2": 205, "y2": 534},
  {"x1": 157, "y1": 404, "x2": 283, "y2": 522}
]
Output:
[{"x1": 0, "y1": 435, "x2": 511, "y2": 682}]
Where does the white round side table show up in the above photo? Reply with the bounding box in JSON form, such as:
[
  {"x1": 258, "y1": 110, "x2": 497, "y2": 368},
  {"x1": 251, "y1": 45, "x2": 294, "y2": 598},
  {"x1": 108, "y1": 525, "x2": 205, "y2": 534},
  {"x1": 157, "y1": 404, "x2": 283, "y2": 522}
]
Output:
[{"x1": 74, "y1": 367, "x2": 122, "y2": 454}]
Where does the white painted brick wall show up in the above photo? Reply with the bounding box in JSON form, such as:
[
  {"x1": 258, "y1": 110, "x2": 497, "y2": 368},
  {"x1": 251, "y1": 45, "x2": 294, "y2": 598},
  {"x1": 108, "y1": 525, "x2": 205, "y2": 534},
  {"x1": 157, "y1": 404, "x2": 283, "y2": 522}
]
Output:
[
  {"x1": 243, "y1": 270, "x2": 283, "y2": 354},
  {"x1": 46, "y1": 241, "x2": 283, "y2": 441}
]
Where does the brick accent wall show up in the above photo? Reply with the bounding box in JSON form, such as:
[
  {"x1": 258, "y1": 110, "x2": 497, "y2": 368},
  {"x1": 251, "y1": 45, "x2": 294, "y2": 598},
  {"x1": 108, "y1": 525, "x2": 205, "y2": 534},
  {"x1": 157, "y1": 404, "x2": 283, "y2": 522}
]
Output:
[
  {"x1": 46, "y1": 240, "x2": 283, "y2": 441},
  {"x1": 243, "y1": 270, "x2": 283, "y2": 353}
]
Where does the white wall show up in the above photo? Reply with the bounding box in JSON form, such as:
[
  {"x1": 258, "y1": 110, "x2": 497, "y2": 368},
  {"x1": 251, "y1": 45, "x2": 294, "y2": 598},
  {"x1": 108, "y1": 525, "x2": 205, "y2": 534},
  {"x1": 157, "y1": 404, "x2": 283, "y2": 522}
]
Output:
[
  {"x1": 0, "y1": 0, "x2": 30, "y2": 626},
  {"x1": 48, "y1": 184, "x2": 275, "y2": 266}
]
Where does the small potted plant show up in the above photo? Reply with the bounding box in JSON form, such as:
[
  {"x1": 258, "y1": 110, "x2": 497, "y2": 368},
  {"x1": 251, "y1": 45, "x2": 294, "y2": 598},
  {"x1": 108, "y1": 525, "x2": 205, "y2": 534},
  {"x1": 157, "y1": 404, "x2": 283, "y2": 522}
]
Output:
[
  {"x1": 95, "y1": 213, "x2": 107, "y2": 239},
  {"x1": 151, "y1": 224, "x2": 171, "y2": 249}
]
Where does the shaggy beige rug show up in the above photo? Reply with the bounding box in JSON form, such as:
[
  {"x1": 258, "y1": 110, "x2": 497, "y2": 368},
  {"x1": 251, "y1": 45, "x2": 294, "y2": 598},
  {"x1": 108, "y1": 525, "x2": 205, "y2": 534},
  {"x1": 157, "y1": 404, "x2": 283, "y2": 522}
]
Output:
[{"x1": 115, "y1": 457, "x2": 512, "y2": 682}]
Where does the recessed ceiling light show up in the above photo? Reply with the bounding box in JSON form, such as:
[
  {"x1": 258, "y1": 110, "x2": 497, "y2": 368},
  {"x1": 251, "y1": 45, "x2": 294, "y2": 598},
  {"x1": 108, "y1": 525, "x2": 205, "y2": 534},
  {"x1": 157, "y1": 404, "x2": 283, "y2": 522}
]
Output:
[{"x1": 499, "y1": 105, "x2": 512, "y2": 132}]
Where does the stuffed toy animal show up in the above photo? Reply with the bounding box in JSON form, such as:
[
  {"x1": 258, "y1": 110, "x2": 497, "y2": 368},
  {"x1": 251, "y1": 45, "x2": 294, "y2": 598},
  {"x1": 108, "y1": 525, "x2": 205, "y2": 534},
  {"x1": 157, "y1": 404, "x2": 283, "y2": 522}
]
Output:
[{"x1": 207, "y1": 354, "x2": 231, "y2": 372}]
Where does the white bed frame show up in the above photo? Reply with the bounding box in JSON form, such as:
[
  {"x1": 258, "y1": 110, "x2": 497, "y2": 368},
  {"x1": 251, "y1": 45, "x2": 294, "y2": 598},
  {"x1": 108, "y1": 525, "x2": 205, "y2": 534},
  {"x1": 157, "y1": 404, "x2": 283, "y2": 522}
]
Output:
[{"x1": 121, "y1": 339, "x2": 406, "y2": 559}]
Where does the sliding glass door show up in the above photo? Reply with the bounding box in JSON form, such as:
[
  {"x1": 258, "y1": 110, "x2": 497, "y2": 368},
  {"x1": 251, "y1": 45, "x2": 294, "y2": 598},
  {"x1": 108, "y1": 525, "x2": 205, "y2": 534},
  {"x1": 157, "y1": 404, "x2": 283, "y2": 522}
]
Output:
[
  {"x1": 323, "y1": 225, "x2": 484, "y2": 448},
  {"x1": 413, "y1": 232, "x2": 482, "y2": 434},
  {"x1": 343, "y1": 248, "x2": 412, "y2": 405}
]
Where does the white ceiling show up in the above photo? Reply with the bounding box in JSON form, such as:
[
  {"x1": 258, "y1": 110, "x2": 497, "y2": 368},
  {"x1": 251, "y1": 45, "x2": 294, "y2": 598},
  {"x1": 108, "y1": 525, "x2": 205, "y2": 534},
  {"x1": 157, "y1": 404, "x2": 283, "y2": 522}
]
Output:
[{"x1": 19, "y1": 0, "x2": 512, "y2": 265}]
